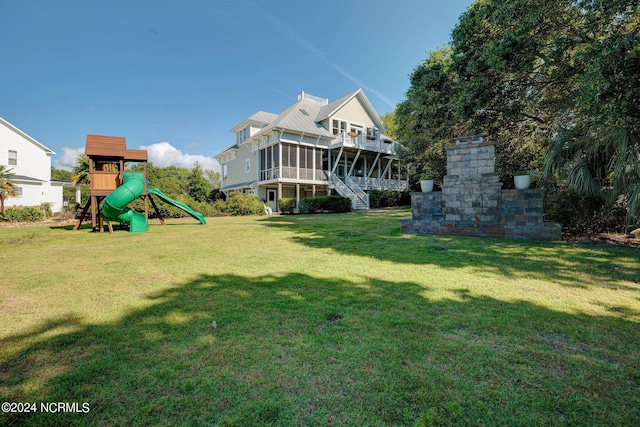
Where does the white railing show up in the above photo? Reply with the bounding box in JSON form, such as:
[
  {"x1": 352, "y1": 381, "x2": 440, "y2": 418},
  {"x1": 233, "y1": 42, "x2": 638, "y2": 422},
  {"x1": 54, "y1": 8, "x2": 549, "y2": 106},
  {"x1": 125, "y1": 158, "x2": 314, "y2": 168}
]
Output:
[
  {"x1": 260, "y1": 168, "x2": 279, "y2": 181},
  {"x1": 261, "y1": 167, "x2": 329, "y2": 181},
  {"x1": 345, "y1": 176, "x2": 370, "y2": 207},
  {"x1": 349, "y1": 177, "x2": 409, "y2": 190},
  {"x1": 330, "y1": 132, "x2": 395, "y2": 154},
  {"x1": 330, "y1": 175, "x2": 369, "y2": 210}
]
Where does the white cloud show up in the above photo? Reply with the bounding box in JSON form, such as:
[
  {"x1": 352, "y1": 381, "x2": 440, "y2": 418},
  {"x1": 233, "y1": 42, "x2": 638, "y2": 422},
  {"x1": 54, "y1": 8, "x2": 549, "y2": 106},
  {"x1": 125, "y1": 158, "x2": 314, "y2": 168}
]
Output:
[
  {"x1": 140, "y1": 142, "x2": 221, "y2": 172},
  {"x1": 52, "y1": 142, "x2": 220, "y2": 172},
  {"x1": 53, "y1": 146, "x2": 85, "y2": 171}
]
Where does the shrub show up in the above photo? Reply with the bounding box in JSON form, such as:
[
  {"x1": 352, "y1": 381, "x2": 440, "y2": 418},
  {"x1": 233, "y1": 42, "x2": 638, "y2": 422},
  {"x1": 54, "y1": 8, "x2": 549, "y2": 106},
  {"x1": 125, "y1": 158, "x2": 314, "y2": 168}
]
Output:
[
  {"x1": 278, "y1": 198, "x2": 297, "y2": 214},
  {"x1": 299, "y1": 196, "x2": 351, "y2": 213},
  {"x1": 0, "y1": 206, "x2": 44, "y2": 222},
  {"x1": 216, "y1": 192, "x2": 264, "y2": 216},
  {"x1": 368, "y1": 190, "x2": 411, "y2": 208},
  {"x1": 38, "y1": 203, "x2": 53, "y2": 218},
  {"x1": 538, "y1": 175, "x2": 628, "y2": 236}
]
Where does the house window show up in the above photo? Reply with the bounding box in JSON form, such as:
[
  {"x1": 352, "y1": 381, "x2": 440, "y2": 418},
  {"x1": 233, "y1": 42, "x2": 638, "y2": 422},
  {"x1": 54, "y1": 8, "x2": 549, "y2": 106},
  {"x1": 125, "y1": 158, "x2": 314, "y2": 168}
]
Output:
[
  {"x1": 332, "y1": 119, "x2": 347, "y2": 135},
  {"x1": 14, "y1": 186, "x2": 22, "y2": 196},
  {"x1": 238, "y1": 127, "x2": 248, "y2": 143},
  {"x1": 350, "y1": 124, "x2": 364, "y2": 135},
  {"x1": 246, "y1": 158, "x2": 250, "y2": 173},
  {"x1": 8, "y1": 150, "x2": 17, "y2": 166}
]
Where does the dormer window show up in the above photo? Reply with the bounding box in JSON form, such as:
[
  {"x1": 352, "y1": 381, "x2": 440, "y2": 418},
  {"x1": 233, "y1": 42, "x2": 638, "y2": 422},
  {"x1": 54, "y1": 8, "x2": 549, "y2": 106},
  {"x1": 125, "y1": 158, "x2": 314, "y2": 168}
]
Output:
[{"x1": 238, "y1": 127, "x2": 248, "y2": 143}]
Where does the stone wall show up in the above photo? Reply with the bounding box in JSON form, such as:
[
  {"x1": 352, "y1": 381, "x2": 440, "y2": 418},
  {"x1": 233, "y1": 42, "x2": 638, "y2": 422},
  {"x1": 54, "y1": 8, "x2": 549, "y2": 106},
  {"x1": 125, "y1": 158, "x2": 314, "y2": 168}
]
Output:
[{"x1": 401, "y1": 135, "x2": 561, "y2": 241}]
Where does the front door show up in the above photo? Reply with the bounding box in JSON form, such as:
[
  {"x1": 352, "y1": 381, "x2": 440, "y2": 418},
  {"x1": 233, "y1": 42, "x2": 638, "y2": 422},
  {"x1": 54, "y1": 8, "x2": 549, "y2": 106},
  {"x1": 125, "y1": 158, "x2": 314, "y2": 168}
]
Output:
[{"x1": 267, "y1": 189, "x2": 277, "y2": 212}]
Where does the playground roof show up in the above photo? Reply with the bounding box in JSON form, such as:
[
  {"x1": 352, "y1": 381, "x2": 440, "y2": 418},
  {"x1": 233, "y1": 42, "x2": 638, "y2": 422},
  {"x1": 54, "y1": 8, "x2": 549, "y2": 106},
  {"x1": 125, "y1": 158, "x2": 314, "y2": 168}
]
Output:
[{"x1": 85, "y1": 134, "x2": 148, "y2": 161}]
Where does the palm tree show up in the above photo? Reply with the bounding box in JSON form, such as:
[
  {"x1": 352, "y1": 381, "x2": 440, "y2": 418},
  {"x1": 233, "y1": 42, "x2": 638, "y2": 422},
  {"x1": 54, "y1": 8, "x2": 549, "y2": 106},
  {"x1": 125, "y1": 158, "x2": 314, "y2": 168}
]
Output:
[
  {"x1": 0, "y1": 164, "x2": 17, "y2": 212},
  {"x1": 544, "y1": 127, "x2": 640, "y2": 224},
  {"x1": 71, "y1": 153, "x2": 91, "y2": 186}
]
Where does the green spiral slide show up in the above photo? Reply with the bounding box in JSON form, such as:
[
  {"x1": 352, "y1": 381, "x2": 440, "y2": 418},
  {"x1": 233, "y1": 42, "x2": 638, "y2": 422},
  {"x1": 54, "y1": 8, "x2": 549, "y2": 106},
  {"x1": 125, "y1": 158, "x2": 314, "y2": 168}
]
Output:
[
  {"x1": 101, "y1": 172, "x2": 149, "y2": 233},
  {"x1": 148, "y1": 188, "x2": 206, "y2": 224}
]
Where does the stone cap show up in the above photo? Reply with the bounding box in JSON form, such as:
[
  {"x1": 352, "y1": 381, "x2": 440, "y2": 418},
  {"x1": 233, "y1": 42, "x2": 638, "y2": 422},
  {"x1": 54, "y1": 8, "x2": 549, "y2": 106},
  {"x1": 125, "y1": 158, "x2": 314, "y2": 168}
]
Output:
[{"x1": 455, "y1": 135, "x2": 486, "y2": 145}]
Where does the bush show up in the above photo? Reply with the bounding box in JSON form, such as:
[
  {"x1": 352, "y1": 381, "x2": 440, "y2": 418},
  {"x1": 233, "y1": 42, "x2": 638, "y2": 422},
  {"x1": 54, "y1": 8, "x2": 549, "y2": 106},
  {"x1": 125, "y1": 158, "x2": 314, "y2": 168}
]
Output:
[
  {"x1": 0, "y1": 207, "x2": 45, "y2": 222},
  {"x1": 298, "y1": 196, "x2": 351, "y2": 213},
  {"x1": 215, "y1": 192, "x2": 264, "y2": 216},
  {"x1": 539, "y1": 176, "x2": 628, "y2": 236},
  {"x1": 368, "y1": 190, "x2": 411, "y2": 208},
  {"x1": 38, "y1": 203, "x2": 53, "y2": 218},
  {"x1": 278, "y1": 198, "x2": 297, "y2": 214}
]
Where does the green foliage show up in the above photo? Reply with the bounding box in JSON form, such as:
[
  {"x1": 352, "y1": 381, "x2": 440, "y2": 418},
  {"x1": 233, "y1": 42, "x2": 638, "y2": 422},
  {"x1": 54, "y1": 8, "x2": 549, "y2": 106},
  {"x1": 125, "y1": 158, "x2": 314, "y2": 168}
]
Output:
[
  {"x1": 368, "y1": 190, "x2": 411, "y2": 208},
  {"x1": 298, "y1": 196, "x2": 351, "y2": 213},
  {"x1": 207, "y1": 188, "x2": 224, "y2": 203},
  {"x1": 204, "y1": 169, "x2": 221, "y2": 190},
  {"x1": 380, "y1": 111, "x2": 398, "y2": 140},
  {"x1": 38, "y1": 203, "x2": 52, "y2": 218},
  {"x1": 397, "y1": 0, "x2": 640, "y2": 222},
  {"x1": 214, "y1": 192, "x2": 264, "y2": 216},
  {"x1": 538, "y1": 176, "x2": 629, "y2": 236},
  {"x1": 277, "y1": 198, "x2": 297, "y2": 214},
  {"x1": 0, "y1": 164, "x2": 17, "y2": 212},
  {"x1": 0, "y1": 206, "x2": 44, "y2": 222},
  {"x1": 71, "y1": 154, "x2": 90, "y2": 185},
  {"x1": 50, "y1": 167, "x2": 72, "y2": 181},
  {"x1": 187, "y1": 162, "x2": 210, "y2": 203},
  {"x1": 396, "y1": 47, "x2": 457, "y2": 188}
]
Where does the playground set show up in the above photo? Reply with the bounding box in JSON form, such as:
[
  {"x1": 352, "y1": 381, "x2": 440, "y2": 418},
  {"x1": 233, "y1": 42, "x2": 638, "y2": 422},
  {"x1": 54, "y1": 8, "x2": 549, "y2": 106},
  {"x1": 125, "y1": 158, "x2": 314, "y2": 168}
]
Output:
[{"x1": 73, "y1": 134, "x2": 206, "y2": 233}]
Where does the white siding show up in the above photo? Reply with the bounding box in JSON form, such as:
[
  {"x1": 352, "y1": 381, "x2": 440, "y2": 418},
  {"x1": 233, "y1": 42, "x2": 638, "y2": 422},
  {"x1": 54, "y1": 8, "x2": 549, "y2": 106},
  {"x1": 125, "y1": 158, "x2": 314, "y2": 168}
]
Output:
[
  {"x1": 222, "y1": 144, "x2": 257, "y2": 188},
  {"x1": 0, "y1": 119, "x2": 63, "y2": 212},
  {"x1": 332, "y1": 97, "x2": 377, "y2": 128}
]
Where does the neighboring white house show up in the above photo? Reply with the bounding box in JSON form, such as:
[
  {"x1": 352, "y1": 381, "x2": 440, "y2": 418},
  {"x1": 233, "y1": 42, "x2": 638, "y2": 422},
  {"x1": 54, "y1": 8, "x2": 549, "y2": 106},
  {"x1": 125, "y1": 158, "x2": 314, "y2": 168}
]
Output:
[
  {"x1": 0, "y1": 117, "x2": 64, "y2": 212},
  {"x1": 215, "y1": 89, "x2": 408, "y2": 211}
]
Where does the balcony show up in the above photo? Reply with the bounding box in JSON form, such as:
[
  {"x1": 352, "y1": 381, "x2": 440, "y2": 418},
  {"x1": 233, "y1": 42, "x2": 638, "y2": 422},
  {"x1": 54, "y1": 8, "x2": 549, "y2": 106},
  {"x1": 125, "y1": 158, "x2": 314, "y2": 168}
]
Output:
[
  {"x1": 329, "y1": 132, "x2": 396, "y2": 155},
  {"x1": 348, "y1": 176, "x2": 409, "y2": 191},
  {"x1": 260, "y1": 167, "x2": 329, "y2": 182}
]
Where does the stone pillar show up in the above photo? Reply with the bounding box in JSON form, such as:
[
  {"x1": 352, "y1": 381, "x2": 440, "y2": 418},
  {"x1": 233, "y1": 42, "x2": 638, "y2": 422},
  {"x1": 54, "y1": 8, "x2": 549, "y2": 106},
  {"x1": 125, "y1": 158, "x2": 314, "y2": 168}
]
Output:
[{"x1": 442, "y1": 135, "x2": 501, "y2": 225}]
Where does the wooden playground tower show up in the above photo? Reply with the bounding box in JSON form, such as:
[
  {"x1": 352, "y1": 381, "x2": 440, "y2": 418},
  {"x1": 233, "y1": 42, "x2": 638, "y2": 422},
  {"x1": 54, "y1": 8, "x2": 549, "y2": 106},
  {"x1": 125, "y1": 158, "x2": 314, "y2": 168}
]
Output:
[{"x1": 73, "y1": 134, "x2": 164, "y2": 232}]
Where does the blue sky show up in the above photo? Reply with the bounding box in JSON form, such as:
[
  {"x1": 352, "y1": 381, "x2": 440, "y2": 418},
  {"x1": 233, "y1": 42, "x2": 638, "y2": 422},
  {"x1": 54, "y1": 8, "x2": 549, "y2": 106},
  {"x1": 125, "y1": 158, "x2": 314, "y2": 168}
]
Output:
[{"x1": 1, "y1": 0, "x2": 473, "y2": 171}]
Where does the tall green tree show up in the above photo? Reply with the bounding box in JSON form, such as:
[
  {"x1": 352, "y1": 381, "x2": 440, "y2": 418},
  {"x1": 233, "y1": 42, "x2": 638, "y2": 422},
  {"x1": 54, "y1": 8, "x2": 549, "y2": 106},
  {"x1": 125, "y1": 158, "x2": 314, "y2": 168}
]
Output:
[
  {"x1": 396, "y1": 47, "x2": 461, "y2": 185},
  {"x1": 0, "y1": 165, "x2": 17, "y2": 212},
  {"x1": 187, "y1": 162, "x2": 210, "y2": 203},
  {"x1": 544, "y1": 0, "x2": 640, "y2": 221},
  {"x1": 380, "y1": 111, "x2": 399, "y2": 141},
  {"x1": 204, "y1": 169, "x2": 221, "y2": 190},
  {"x1": 397, "y1": 0, "x2": 640, "y2": 220}
]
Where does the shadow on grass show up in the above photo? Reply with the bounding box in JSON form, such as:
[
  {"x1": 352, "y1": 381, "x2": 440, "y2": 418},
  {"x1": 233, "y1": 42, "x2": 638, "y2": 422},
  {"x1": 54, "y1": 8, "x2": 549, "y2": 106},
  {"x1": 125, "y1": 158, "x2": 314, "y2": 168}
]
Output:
[
  {"x1": 1, "y1": 272, "x2": 639, "y2": 426},
  {"x1": 260, "y1": 212, "x2": 640, "y2": 290}
]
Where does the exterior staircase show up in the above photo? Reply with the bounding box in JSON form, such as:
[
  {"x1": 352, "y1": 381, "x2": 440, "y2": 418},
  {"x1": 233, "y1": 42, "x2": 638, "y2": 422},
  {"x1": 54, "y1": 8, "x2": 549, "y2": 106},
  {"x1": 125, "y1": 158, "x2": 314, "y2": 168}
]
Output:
[{"x1": 329, "y1": 175, "x2": 369, "y2": 210}]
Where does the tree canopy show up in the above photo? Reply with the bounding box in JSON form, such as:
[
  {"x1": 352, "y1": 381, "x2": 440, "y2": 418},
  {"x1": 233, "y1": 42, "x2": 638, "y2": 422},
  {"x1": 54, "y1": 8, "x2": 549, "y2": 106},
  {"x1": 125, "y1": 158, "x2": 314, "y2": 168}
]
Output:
[{"x1": 396, "y1": 0, "x2": 640, "y2": 221}]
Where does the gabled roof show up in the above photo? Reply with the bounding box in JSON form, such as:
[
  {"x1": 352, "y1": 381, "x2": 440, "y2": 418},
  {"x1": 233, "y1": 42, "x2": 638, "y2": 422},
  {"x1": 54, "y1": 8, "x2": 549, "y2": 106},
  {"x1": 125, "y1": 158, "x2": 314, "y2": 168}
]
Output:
[
  {"x1": 251, "y1": 98, "x2": 333, "y2": 140},
  {"x1": 231, "y1": 111, "x2": 279, "y2": 132},
  {"x1": 315, "y1": 89, "x2": 387, "y2": 133},
  {"x1": 0, "y1": 117, "x2": 56, "y2": 155}
]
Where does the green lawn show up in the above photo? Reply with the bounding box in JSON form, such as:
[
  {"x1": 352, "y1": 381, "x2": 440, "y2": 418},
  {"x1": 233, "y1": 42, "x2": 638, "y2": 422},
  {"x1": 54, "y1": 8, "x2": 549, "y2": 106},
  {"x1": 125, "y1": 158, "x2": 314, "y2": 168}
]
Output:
[{"x1": 1, "y1": 211, "x2": 639, "y2": 426}]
